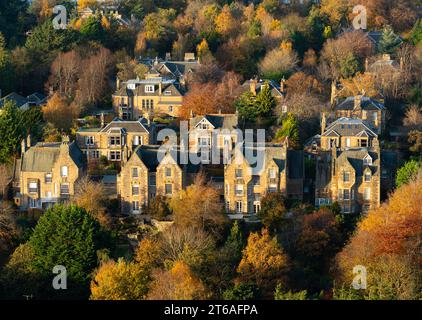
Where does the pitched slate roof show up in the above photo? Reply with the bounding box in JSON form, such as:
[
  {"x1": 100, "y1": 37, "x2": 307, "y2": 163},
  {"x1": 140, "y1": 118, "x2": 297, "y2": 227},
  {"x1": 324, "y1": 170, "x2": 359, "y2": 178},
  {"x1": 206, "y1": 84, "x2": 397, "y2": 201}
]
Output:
[
  {"x1": 238, "y1": 143, "x2": 287, "y2": 175},
  {"x1": 114, "y1": 78, "x2": 184, "y2": 97},
  {"x1": 190, "y1": 114, "x2": 238, "y2": 130},
  {"x1": 132, "y1": 145, "x2": 200, "y2": 173},
  {"x1": 241, "y1": 79, "x2": 284, "y2": 98},
  {"x1": 322, "y1": 118, "x2": 378, "y2": 138},
  {"x1": 0, "y1": 92, "x2": 28, "y2": 108},
  {"x1": 21, "y1": 142, "x2": 84, "y2": 172},
  {"x1": 336, "y1": 148, "x2": 379, "y2": 176},
  {"x1": 26, "y1": 92, "x2": 47, "y2": 105},
  {"x1": 335, "y1": 96, "x2": 385, "y2": 111},
  {"x1": 100, "y1": 118, "x2": 149, "y2": 134}
]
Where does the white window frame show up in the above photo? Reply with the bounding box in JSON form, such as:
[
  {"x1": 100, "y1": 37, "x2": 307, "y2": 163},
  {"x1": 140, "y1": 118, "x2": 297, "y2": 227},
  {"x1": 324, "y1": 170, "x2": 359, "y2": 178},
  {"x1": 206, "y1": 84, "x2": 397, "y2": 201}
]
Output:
[
  {"x1": 236, "y1": 201, "x2": 243, "y2": 213},
  {"x1": 145, "y1": 85, "x2": 155, "y2": 93},
  {"x1": 61, "y1": 166, "x2": 68, "y2": 177},
  {"x1": 235, "y1": 184, "x2": 244, "y2": 196},
  {"x1": 85, "y1": 136, "x2": 94, "y2": 146},
  {"x1": 364, "y1": 187, "x2": 371, "y2": 200}
]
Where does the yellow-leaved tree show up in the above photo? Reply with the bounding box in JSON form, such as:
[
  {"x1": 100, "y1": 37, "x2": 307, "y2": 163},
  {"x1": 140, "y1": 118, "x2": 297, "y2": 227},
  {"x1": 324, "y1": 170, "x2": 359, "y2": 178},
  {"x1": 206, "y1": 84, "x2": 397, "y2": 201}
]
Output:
[
  {"x1": 90, "y1": 259, "x2": 150, "y2": 300},
  {"x1": 237, "y1": 228, "x2": 289, "y2": 298},
  {"x1": 147, "y1": 261, "x2": 207, "y2": 300}
]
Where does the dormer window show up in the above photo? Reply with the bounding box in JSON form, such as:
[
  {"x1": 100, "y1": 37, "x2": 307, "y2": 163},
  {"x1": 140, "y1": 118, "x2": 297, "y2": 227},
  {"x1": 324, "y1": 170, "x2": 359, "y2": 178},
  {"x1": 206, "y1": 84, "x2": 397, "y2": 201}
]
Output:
[
  {"x1": 364, "y1": 171, "x2": 371, "y2": 182},
  {"x1": 128, "y1": 83, "x2": 136, "y2": 90},
  {"x1": 164, "y1": 90, "x2": 172, "y2": 95},
  {"x1": 145, "y1": 85, "x2": 154, "y2": 93},
  {"x1": 199, "y1": 121, "x2": 209, "y2": 130},
  {"x1": 269, "y1": 168, "x2": 276, "y2": 179},
  {"x1": 363, "y1": 155, "x2": 372, "y2": 166}
]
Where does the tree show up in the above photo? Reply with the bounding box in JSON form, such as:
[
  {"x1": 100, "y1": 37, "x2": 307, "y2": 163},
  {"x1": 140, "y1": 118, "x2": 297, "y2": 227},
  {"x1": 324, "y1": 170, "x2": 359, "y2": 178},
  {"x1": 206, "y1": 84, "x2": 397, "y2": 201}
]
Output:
[
  {"x1": 378, "y1": 25, "x2": 402, "y2": 54},
  {"x1": 396, "y1": 160, "x2": 421, "y2": 188},
  {"x1": 0, "y1": 163, "x2": 11, "y2": 198},
  {"x1": 170, "y1": 174, "x2": 226, "y2": 235},
  {"x1": 0, "y1": 32, "x2": 15, "y2": 94},
  {"x1": 275, "y1": 113, "x2": 300, "y2": 148},
  {"x1": 237, "y1": 228, "x2": 289, "y2": 298},
  {"x1": 408, "y1": 130, "x2": 422, "y2": 154},
  {"x1": 334, "y1": 177, "x2": 422, "y2": 300},
  {"x1": 0, "y1": 101, "x2": 25, "y2": 163},
  {"x1": 255, "y1": 83, "x2": 276, "y2": 118},
  {"x1": 42, "y1": 93, "x2": 78, "y2": 132},
  {"x1": 259, "y1": 45, "x2": 298, "y2": 81},
  {"x1": 47, "y1": 50, "x2": 80, "y2": 98},
  {"x1": 29, "y1": 204, "x2": 108, "y2": 298},
  {"x1": 274, "y1": 284, "x2": 307, "y2": 300},
  {"x1": 403, "y1": 105, "x2": 422, "y2": 131},
  {"x1": 90, "y1": 259, "x2": 150, "y2": 300},
  {"x1": 147, "y1": 261, "x2": 207, "y2": 300},
  {"x1": 223, "y1": 283, "x2": 259, "y2": 300},
  {"x1": 0, "y1": 200, "x2": 16, "y2": 252},
  {"x1": 235, "y1": 91, "x2": 259, "y2": 122},
  {"x1": 258, "y1": 192, "x2": 288, "y2": 232},
  {"x1": 157, "y1": 226, "x2": 215, "y2": 270},
  {"x1": 340, "y1": 73, "x2": 378, "y2": 98},
  {"x1": 75, "y1": 47, "x2": 112, "y2": 107},
  {"x1": 295, "y1": 208, "x2": 342, "y2": 264},
  {"x1": 196, "y1": 38, "x2": 214, "y2": 64},
  {"x1": 319, "y1": 31, "x2": 373, "y2": 80},
  {"x1": 410, "y1": 19, "x2": 422, "y2": 45},
  {"x1": 0, "y1": 243, "x2": 42, "y2": 299},
  {"x1": 73, "y1": 177, "x2": 111, "y2": 228},
  {"x1": 141, "y1": 195, "x2": 171, "y2": 220},
  {"x1": 215, "y1": 5, "x2": 237, "y2": 39}
]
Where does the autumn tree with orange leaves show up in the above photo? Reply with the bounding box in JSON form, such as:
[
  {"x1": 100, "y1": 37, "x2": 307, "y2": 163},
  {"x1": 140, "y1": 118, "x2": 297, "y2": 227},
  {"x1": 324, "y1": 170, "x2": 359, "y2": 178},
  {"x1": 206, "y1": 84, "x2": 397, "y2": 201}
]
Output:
[
  {"x1": 147, "y1": 261, "x2": 208, "y2": 300},
  {"x1": 333, "y1": 174, "x2": 422, "y2": 299}
]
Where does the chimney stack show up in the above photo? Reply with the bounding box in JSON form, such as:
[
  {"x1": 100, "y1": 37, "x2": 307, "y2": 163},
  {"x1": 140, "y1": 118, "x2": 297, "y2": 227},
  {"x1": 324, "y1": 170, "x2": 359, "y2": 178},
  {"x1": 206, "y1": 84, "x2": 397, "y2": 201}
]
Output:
[
  {"x1": 250, "y1": 79, "x2": 257, "y2": 96},
  {"x1": 330, "y1": 81, "x2": 337, "y2": 106},
  {"x1": 21, "y1": 139, "x2": 27, "y2": 155},
  {"x1": 354, "y1": 95, "x2": 362, "y2": 110},
  {"x1": 321, "y1": 112, "x2": 326, "y2": 135},
  {"x1": 100, "y1": 112, "x2": 105, "y2": 128},
  {"x1": 280, "y1": 78, "x2": 286, "y2": 94},
  {"x1": 116, "y1": 78, "x2": 120, "y2": 90},
  {"x1": 26, "y1": 134, "x2": 31, "y2": 149},
  {"x1": 365, "y1": 58, "x2": 369, "y2": 71}
]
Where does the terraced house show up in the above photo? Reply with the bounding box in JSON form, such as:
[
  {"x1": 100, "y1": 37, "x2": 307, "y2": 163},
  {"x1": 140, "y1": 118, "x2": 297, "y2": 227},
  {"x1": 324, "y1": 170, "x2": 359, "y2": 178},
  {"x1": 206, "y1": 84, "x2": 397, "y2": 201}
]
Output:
[
  {"x1": 112, "y1": 77, "x2": 185, "y2": 119},
  {"x1": 224, "y1": 143, "x2": 303, "y2": 216},
  {"x1": 13, "y1": 138, "x2": 85, "y2": 210},
  {"x1": 117, "y1": 145, "x2": 199, "y2": 215},
  {"x1": 188, "y1": 112, "x2": 239, "y2": 162},
  {"x1": 76, "y1": 118, "x2": 152, "y2": 164}
]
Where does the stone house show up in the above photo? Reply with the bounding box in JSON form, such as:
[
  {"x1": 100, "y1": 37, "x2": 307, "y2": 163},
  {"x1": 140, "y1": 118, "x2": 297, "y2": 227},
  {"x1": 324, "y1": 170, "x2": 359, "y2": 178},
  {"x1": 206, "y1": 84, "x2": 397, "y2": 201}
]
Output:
[
  {"x1": 117, "y1": 145, "x2": 199, "y2": 215},
  {"x1": 315, "y1": 145, "x2": 381, "y2": 214},
  {"x1": 320, "y1": 117, "x2": 379, "y2": 150},
  {"x1": 112, "y1": 77, "x2": 185, "y2": 119},
  {"x1": 224, "y1": 143, "x2": 303, "y2": 216},
  {"x1": 188, "y1": 112, "x2": 239, "y2": 162},
  {"x1": 334, "y1": 95, "x2": 386, "y2": 134},
  {"x1": 76, "y1": 117, "x2": 152, "y2": 164},
  {"x1": 14, "y1": 139, "x2": 85, "y2": 210}
]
